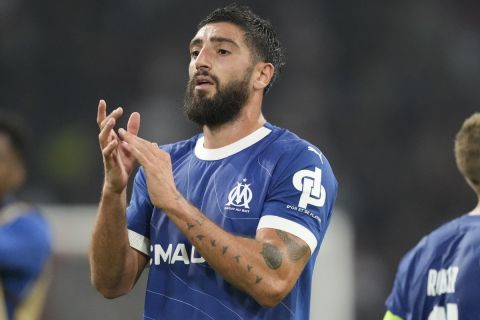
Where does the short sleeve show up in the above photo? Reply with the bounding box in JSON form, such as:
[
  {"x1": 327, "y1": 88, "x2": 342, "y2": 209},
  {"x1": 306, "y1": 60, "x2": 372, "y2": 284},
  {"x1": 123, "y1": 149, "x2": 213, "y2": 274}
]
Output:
[
  {"x1": 127, "y1": 167, "x2": 154, "y2": 256},
  {"x1": 0, "y1": 211, "x2": 51, "y2": 274},
  {"x1": 258, "y1": 143, "x2": 338, "y2": 254},
  {"x1": 385, "y1": 248, "x2": 417, "y2": 319},
  {"x1": 383, "y1": 310, "x2": 404, "y2": 320}
]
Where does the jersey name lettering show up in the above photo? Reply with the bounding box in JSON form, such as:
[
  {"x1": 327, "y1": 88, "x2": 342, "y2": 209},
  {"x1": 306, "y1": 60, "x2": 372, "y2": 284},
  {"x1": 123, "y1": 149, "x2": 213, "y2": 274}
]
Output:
[{"x1": 427, "y1": 266, "x2": 459, "y2": 296}]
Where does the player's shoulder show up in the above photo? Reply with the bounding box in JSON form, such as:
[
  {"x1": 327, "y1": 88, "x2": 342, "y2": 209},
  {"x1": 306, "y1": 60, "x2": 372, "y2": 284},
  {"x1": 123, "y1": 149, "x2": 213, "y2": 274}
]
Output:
[
  {"x1": 426, "y1": 214, "x2": 480, "y2": 248},
  {"x1": 0, "y1": 200, "x2": 51, "y2": 248},
  {"x1": 400, "y1": 214, "x2": 480, "y2": 268},
  {"x1": 423, "y1": 214, "x2": 480, "y2": 242},
  {"x1": 264, "y1": 123, "x2": 334, "y2": 171},
  {"x1": 266, "y1": 123, "x2": 314, "y2": 152},
  {"x1": 0, "y1": 200, "x2": 46, "y2": 226}
]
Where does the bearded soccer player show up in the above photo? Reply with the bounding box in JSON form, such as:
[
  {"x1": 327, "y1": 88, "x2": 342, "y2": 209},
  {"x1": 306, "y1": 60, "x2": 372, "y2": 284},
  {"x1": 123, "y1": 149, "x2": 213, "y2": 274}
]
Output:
[
  {"x1": 90, "y1": 4, "x2": 338, "y2": 319},
  {"x1": 384, "y1": 113, "x2": 480, "y2": 320}
]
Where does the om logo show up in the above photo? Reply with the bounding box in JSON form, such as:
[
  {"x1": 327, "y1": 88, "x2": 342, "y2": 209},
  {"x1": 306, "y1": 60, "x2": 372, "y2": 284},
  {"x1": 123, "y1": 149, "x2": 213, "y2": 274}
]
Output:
[
  {"x1": 226, "y1": 179, "x2": 253, "y2": 209},
  {"x1": 292, "y1": 167, "x2": 326, "y2": 209}
]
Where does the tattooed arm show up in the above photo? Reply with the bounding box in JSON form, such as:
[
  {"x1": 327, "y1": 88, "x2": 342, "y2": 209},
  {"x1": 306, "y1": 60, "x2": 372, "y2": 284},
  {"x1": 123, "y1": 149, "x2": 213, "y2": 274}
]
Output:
[
  {"x1": 118, "y1": 129, "x2": 311, "y2": 307},
  {"x1": 176, "y1": 199, "x2": 309, "y2": 307},
  {"x1": 166, "y1": 197, "x2": 310, "y2": 307}
]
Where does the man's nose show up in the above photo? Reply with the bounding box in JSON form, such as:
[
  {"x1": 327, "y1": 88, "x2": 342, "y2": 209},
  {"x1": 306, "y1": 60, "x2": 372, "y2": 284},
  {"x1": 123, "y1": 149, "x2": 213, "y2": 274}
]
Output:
[{"x1": 195, "y1": 48, "x2": 212, "y2": 70}]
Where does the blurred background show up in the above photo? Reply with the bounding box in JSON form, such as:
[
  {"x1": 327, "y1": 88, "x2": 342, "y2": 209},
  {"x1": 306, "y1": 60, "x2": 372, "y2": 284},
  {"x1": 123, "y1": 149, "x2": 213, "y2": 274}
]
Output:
[{"x1": 2, "y1": 0, "x2": 480, "y2": 318}]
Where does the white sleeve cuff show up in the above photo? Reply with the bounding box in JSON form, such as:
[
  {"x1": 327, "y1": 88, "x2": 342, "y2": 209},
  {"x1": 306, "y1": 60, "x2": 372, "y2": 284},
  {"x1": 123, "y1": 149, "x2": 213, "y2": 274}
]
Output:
[
  {"x1": 128, "y1": 229, "x2": 150, "y2": 256},
  {"x1": 257, "y1": 215, "x2": 318, "y2": 253}
]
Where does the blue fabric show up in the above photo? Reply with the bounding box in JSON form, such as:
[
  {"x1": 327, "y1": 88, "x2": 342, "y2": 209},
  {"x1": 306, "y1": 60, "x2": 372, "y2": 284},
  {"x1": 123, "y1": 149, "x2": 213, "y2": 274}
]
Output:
[
  {"x1": 0, "y1": 203, "x2": 52, "y2": 319},
  {"x1": 127, "y1": 123, "x2": 338, "y2": 320},
  {"x1": 385, "y1": 214, "x2": 480, "y2": 320}
]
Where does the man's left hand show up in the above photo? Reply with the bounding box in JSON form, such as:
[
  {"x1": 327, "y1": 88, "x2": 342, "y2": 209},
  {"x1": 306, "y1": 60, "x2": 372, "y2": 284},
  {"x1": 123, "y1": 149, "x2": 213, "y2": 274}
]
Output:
[{"x1": 118, "y1": 128, "x2": 180, "y2": 210}]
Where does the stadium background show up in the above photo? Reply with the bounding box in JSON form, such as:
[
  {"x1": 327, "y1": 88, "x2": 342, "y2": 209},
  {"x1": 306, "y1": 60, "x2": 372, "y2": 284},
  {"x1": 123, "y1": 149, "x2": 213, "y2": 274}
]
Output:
[{"x1": 2, "y1": 0, "x2": 480, "y2": 318}]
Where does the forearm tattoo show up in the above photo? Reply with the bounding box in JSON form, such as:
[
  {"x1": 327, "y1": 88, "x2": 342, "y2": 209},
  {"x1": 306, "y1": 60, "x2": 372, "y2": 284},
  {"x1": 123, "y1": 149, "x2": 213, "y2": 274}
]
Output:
[
  {"x1": 275, "y1": 230, "x2": 309, "y2": 261},
  {"x1": 186, "y1": 216, "x2": 205, "y2": 231},
  {"x1": 222, "y1": 245, "x2": 229, "y2": 255},
  {"x1": 260, "y1": 243, "x2": 283, "y2": 270},
  {"x1": 183, "y1": 212, "x2": 310, "y2": 287}
]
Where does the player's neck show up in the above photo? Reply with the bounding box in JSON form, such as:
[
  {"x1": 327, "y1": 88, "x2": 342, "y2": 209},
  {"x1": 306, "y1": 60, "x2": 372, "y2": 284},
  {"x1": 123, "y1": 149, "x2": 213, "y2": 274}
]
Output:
[
  {"x1": 469, "y1": 200, "x2": 480, "y2": 216},
  {"x1": 202, "y1": 103, "x2": 266, "y2": 149}
]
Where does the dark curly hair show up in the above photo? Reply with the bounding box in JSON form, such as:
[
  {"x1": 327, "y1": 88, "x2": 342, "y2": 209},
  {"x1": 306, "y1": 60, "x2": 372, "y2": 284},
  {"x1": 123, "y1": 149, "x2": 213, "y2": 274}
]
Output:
[{"x1": 198, "y1": 4, "x2": 286, "y2": 93}]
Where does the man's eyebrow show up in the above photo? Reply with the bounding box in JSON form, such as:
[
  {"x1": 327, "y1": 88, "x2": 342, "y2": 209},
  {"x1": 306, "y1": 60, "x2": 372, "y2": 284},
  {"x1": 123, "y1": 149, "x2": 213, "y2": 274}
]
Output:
[
  {"x1": 210, "y1": 36, "x2": 240, "y2": 48},
  {"x1": 189, "y1": 36, "x2": 240, "y2": 49},
  {"x1": 189, "y1": 38, "x2": 203, "y2": 49}
]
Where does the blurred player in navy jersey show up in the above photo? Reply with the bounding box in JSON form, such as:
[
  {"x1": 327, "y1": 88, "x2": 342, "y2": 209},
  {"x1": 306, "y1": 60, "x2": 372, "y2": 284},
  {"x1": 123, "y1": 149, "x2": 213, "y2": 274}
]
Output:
[
  {"x1": 90, "y1": 4, "x2": 338, "y2": 319},
  {"x1": 384, "y1": 113, "x2": 480, "y2": 320},
  {"x1": 0, "y1": 116, "x2": 52, "y2": 320}
]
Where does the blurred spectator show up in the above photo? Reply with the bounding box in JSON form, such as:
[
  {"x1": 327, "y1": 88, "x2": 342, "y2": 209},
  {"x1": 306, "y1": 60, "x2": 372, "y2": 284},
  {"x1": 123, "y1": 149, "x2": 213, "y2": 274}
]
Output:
[{"x1": 0, "y1": 115, "x2": 52, "y2": 320}]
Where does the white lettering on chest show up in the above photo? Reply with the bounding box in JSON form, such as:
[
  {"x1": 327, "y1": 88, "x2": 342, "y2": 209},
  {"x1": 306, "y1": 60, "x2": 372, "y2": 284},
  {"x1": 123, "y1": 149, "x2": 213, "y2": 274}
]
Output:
[{"x1": 151, "y1": 243, "x2": 205, "y2": 265}]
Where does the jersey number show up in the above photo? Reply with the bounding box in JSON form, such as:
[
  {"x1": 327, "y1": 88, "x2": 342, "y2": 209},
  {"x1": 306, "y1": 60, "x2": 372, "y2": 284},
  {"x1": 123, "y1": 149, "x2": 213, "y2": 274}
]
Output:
[{"x1": 428, "y1": 304, "x2": 458, "y2": 320}]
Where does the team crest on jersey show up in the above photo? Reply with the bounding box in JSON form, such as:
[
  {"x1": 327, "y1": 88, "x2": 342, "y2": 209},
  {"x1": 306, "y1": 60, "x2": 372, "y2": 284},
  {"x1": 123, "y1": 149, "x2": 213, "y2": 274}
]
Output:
[{"x1": 224, "y1": 179, "x2": 252, "y2": 213}]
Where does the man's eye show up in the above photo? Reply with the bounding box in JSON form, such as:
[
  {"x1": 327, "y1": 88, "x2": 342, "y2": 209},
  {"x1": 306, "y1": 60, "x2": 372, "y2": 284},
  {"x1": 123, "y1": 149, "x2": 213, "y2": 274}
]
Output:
[
  {"x1": 191, "y1": 50, "x2": 199, "y2": 58},
  {"x1": 218, "y1": 49, "x2": 230, "y2": 55}
]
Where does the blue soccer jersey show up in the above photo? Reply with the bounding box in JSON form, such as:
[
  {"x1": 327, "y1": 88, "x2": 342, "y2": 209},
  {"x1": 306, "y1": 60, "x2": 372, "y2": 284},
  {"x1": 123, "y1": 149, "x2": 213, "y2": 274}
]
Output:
[
  {"x1": 385, "y1": 214, "x2": 480, "y2": 320},
  {"x1": 0, "y1": 199, "x2": 52, "y2": 320},
  {"x1": 127, "y1": 122, "x2": 338, "y2": 320}
]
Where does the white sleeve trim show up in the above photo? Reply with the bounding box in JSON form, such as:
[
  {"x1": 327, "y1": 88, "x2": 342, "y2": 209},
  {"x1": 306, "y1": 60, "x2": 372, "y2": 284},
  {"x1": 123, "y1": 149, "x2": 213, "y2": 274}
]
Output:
[
  {"x1": 128, "y1": 229, "x2": 150, "y2": 256},
  {"x1": 257, "y1": 215, "x2": 318, "y2": 253}
]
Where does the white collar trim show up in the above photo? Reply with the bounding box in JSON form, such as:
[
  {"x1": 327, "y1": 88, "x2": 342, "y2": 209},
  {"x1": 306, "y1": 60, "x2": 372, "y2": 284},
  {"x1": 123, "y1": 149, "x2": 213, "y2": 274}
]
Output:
[{"x1": 194, "y1": 126, "x2": 272, "y2": 160}]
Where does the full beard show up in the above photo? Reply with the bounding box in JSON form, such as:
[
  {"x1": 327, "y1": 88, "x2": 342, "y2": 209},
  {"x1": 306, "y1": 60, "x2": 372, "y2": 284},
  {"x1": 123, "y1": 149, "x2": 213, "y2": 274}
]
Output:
[{"x1": 183, "y1": 68, "x2": 252, "y2": 129}]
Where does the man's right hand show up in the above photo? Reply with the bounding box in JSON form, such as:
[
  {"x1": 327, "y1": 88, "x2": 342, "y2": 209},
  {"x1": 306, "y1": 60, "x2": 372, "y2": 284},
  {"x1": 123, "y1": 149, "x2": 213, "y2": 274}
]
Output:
[{"x1": 97, "y1": 99, "x2": 141, "y2": 194}]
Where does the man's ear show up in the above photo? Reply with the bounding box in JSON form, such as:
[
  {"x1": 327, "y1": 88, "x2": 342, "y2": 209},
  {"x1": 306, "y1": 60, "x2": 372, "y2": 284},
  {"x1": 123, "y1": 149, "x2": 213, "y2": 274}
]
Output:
[{"x1": 253, "y1": 63, "x2": 274, "y2": 91}]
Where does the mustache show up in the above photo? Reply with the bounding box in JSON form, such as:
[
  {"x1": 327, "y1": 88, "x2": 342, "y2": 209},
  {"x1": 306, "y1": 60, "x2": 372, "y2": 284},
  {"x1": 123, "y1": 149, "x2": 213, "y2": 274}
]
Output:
[{"x1": 190, "y1": 70, "x2": 219, "y2": 86}]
